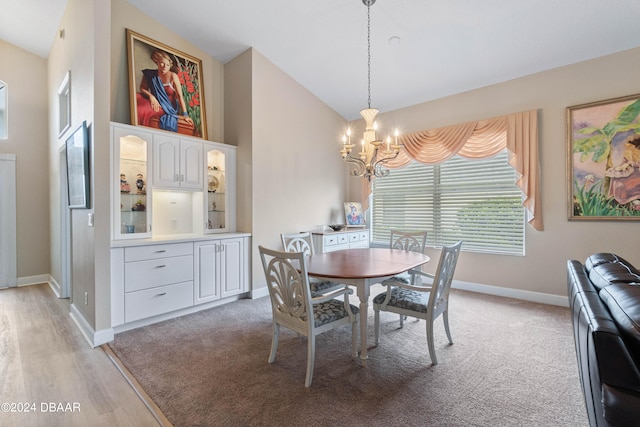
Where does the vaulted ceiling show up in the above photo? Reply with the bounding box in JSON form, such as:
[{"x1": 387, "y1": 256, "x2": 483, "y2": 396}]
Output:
[{"x1": 2, "y1": 0, "x2": 640, "y2": 119}]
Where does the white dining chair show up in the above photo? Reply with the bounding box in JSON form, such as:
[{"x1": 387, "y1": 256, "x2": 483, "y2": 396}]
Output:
[
  {"x1": 381, "y1": 230, "x2": 428, "y2": 326},
  {"x1": 281, "y1": 232, "x2": 345, "y2": 296},
  {"x1": 259, "y1": 246, "x2": 359, "y2": 387},
  {"x1": 373, "y1": 241, "x2": 462, "y2": 365}
]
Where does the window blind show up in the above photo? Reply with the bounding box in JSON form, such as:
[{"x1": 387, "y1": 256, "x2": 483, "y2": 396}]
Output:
[{"x1": 371, "y1": 150, "x2": 525, "y2": 255}]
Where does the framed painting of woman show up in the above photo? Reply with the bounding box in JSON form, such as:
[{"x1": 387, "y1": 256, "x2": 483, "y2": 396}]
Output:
[
  {"x1": 344, "y1": 202, "x2": 365, "y2": 227},
  {"x1": 126, "y1": 29, "x2": 207, "y2": 139}
]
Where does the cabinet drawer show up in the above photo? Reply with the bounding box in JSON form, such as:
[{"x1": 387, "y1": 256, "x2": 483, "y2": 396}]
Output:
[
  {"x1": 349, "y1": 232, "x2": 359, "y2": 242},
  {"x1": 337, "y1": 234, "x2": 348, "y2": 244},
  {"x1": 125, "y1": 281, "x2": 193, "y2": 323},
  {"x1": 323, "y1": 235, "x2": 338, "y2": 247},
  {"x1": 124, "y1": 242, "x2": 193, "y2": 262},
  {"x1": 125, "y1": 255, "x2": 194, "y2": 292},
  {"x1": 359, "y1": 231, "x2": 369, "y2": 241}
]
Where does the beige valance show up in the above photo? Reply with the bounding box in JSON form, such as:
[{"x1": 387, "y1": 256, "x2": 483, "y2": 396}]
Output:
[{"x1": 364, "y1": 109, "x2": 543, "y2": 230}]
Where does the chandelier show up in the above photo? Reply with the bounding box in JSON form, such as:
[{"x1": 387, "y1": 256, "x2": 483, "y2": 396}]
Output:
[{"x1": 340, "y1": 0, "x2": 402, "y2": 182}]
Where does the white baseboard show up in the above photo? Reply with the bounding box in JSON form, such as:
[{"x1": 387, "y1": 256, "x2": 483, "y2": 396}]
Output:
[
  {"x1": 249, "y1": 280, "x2": 568, "y2": 306},
  {"x1": 69, "y1": 303, "x2": 114, "y2": 348},
  {"x1": 16, "y1": 274, "x2": 50, "y2": 287},
  {"x1": 452, "y1": 280, "x2": 569, "y2": 307},
  {"x1": 48, "y1": 275, "x2": 61, "y2": 298}
]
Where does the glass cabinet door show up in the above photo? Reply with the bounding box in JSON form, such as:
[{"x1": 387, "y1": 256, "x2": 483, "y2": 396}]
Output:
[
  {"x1": 206, "y1": 148, "x2": 226, "y2": 231},
  {"x1": 112, "y1": 125, "x2": 152, "y2": 239}
]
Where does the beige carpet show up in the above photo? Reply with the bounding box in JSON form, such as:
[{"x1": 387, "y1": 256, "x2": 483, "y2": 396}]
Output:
[{"x1": 107, "y1": 286, "x2": 588, "y2": 427}]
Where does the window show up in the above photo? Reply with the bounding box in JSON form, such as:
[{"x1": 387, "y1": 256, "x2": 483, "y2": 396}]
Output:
[
  {"x1": 58, "y1": 71, "x2": 71, "y2": 137},
  {"x1": 371, "y1": 150, "x2": 525, "y2": 255}
]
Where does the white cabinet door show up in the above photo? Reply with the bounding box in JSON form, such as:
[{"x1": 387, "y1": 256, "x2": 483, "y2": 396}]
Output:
[
  {"x1": 204, "y1": 142, "x2": 236, "y2": 234},
  {"x1": 220, "y1": 238, "x2": 243, "y2": 298},
  {"x1": 194, "y1": 241, "x2": 220, "y2": 304},
  {"x1": 153, "y1": 135, "x2": 203, "y2": 189},
  {"x1": 194, "y1": 237, "x2": 246, "y2": 304},
  {"x1": 153, "y1": 134, "x2": 181, "y2": 188},
  {"x1": 181, "y1": 140, "x2": 203, "y2": 189},
  {"x1": 112, "y1": 123, "x2": 153, "y2": 240}
]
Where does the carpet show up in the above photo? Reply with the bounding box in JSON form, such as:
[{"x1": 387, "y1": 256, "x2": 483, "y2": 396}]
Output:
[{"x1": 107, "y1": 286, "x2": 588, "y2": 427}]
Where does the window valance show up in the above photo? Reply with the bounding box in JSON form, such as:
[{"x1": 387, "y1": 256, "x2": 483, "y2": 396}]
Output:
[{"x1": 364, "y1": 109, "x2": 543, "y2": 230}]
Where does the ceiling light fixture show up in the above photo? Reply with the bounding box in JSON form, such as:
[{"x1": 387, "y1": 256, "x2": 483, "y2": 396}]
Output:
[{"x1": 340, "y1": 0, "x2": 402, "y2": 182}]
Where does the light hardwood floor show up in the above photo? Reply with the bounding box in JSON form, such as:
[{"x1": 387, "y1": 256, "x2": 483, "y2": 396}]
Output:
[{"x1": 0, "y1": 283, "x2": 163, "y2": 427}]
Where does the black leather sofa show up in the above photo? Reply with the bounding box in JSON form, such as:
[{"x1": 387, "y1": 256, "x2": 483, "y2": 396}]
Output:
[{"x1": 567, "y1": 253, "x2": 640, "y2": 426}]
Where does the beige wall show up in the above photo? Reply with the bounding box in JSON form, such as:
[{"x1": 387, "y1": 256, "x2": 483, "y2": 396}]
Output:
[
  {"x1": 353, "y1": 47, "x2": 640, "y2": 298},
  {"x1": 47, "y1": 0, "x2": 112, "y2": 329},
  {"x1": 226, "y1": 49, "x2": 349, "y2": 290},
  {"x1": 224, "y1": 49, "x2": 252, "y2": 234},
  {"x1": 0, "y1": 40, "x2": 50, "y2": 281}
]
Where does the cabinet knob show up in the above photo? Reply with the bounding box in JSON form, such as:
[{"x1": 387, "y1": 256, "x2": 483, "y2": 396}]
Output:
[
  {"x1": 155, "y1": 292, "x2": 167, "y2": 297},
  {"x1": 155, "y1": 265, "x2": 166, "y2": 268}
]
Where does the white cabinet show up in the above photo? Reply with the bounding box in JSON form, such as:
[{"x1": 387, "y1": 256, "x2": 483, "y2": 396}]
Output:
[
  {"x1": 111, "y1": 122, "x2": 238, "y2": 241},
  {"x1": 312, "y1": 229, "x2": 370, "y2": 253},
  {"x1": 204, "y1": 142, "x2": 236, "y2": 233},
  {"x1": 153, "y1": 134, "x2": 203, "y2": 189},
  {"x1": 112, "y1": 124, "x2": 152, "y2": 240},
  {"x1": 111, "y1": 235, "x2": 250, "y2": 328},
  {"x1": 194, "y1": 237, "x2": 247, "y2": 304}
]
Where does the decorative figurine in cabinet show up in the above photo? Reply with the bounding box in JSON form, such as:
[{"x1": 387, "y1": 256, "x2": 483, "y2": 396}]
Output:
[
  {"x1": 112, "y1": 124, "x2": 152, "y2": 239},
  {"x1": 206, "y1": 149, "x2": 226, "y2": 230}
]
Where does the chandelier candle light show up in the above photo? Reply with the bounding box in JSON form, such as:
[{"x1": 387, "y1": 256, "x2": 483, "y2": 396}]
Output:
[{"x1": 340, "y1": 0, "x2": 402, "y2": 181}]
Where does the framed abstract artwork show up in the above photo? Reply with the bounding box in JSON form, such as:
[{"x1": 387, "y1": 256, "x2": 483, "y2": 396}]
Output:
[
  {"x1": 126, "y1": 29, "x2": 207, "y2": 139},
  {"x1": 567, "y1": 94, "x2": 640, "y2": 220}
]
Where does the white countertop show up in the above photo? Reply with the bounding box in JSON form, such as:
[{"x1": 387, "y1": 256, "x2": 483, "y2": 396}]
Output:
[
  {"x1": 111, "y1": 232, "x2": 252, "y2": 248},
  {"x1": 311, "y1": 228, "x2": 368, "y2": 235}
]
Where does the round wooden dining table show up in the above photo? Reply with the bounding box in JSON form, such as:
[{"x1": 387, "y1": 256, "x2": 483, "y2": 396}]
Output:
[{"x1": 306, "y1": 247, "x2": 430, "y2": 364}]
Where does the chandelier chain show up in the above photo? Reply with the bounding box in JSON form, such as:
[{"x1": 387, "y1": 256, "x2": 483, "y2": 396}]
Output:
[
  {"x1": 367, "y1": 1, "x2": 371, "y2": 109},
  {"x1": 339, "y1": 0, "x2": 401, "y2": 182}
]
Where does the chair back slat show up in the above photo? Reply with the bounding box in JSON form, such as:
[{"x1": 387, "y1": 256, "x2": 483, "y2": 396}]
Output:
[
  {"x1": 427, "y1": 241, "x2": 462, "y2": 318},
  {"x1": 259, "y1": 246, "x2": 311, "y2": 322},
  {"x1": 281, "y1": 232, "x2": 314, "y2": 256},
  {"x1": 390, "y1": 230, "x2": 427, "y2": 253}
]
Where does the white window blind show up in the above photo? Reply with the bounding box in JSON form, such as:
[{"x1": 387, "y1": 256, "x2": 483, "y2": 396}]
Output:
[{"x1": 371, "y1": 150, "x2": 525, "y2": 255}]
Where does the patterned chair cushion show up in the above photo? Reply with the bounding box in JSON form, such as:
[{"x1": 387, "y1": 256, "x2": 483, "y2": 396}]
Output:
[
  {"x1": 373, "y1": 287, "x2": 429, "y2": 313},
  {"x1": 307, "y1": 299, "x2": 359, "y2": 327},
  {"x1": 381, "y1": 272, "x2": 411, "y2": 286},
  {"x1": 309, "y1": 277, "x2": 344, "y2": 295}
]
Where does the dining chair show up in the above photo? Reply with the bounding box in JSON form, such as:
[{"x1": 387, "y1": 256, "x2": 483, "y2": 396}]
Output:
[
  {"x1": 280, "y1": 232, "x2": 345, "y2": 296},
  {"x1": 259, "y1": 245, "x2": 359, "y2": 387},
  {"x1": 373, "y1": 241, "x2": 462, "y2": 365},
  {"x1": 381, "y1": 230, "x2": 428, "y2": 325}
]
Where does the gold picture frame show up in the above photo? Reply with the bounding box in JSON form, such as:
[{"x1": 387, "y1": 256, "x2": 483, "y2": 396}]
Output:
[
  {"x1": 126, "y1": 29, "x2": 207, "y2": 139},
  {"x1": 567, "y1": 94, "x2": 640, "y2": 220}
]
